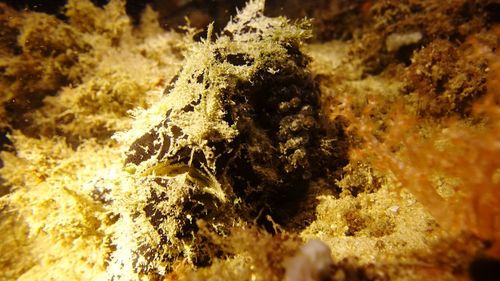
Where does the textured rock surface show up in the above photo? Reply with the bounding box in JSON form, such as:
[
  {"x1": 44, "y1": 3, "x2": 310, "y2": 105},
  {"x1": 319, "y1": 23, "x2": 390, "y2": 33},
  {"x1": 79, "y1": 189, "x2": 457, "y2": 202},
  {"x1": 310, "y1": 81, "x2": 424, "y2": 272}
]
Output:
[{"x1": 116, "y1": 0, "x2": 347, "y2": 275}]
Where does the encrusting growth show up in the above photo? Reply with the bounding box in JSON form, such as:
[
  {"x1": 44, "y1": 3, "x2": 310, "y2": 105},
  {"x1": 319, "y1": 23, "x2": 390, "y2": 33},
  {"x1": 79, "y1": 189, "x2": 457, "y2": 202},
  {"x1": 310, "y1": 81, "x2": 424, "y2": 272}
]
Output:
[
  {"x1": 110, "y1": 0, "x2": 347, "y2": 277},
  {"x1": 1, "y1": 0, "x2": 498, "y2": 280}
]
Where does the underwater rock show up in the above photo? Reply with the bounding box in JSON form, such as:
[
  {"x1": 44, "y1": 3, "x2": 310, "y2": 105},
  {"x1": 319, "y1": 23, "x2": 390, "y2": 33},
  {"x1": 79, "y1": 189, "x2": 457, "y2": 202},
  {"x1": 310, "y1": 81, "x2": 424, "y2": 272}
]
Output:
[
  {"x1": 110, "y1": 0, "x2": 347, "y2": 277},
  {"x1": 284, "y1": 239, "x2": 333, "y2": 281}
]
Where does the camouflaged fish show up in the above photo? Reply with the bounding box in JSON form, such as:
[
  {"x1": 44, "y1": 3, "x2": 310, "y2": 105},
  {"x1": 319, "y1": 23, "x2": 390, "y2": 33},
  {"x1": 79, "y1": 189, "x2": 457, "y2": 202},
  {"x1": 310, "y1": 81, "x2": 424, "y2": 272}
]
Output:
[{"x1": 108, "y1": 0, "x2": 347, "y2": 277}]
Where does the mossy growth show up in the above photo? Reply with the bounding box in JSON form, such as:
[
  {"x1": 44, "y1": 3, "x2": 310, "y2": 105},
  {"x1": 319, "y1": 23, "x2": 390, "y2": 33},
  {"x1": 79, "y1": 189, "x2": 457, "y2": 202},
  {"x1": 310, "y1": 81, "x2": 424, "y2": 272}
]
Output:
[
  {"x1": 0, "y1": 0, "x2": 186, "y2": 146},
  {"x1": 109, "y1": 0, "x2": 348, "y2": 278},
  {"x1": 406, "y1": 39, "x2": 489, "y2": 117}
]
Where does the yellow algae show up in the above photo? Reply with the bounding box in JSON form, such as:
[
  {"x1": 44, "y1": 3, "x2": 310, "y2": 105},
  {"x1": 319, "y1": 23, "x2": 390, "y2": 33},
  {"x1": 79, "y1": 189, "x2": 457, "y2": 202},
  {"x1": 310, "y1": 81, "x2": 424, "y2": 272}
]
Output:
[{"x1": 0, "y1": 0, "x2": 498, "y2": 280}]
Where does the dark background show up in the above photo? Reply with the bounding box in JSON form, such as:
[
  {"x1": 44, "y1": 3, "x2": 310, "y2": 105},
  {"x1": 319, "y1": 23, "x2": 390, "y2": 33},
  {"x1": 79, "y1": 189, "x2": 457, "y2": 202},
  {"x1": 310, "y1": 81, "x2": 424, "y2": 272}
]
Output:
[
  {"x1": 0, "y1": 0, "x2": 368, "y2": 40},
  {"x1": 0, "y1": 0, "x2": 247, "y2": 29}
]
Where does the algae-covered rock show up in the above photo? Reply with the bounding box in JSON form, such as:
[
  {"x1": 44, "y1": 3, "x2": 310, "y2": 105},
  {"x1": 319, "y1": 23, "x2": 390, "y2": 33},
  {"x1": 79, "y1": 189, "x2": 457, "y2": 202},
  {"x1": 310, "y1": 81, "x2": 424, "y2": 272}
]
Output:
[
  {"x1": 110, "y1": 0, "x2": 347, "y2": 277},
  {"x1": 1, "y1": 1, "x2": 498, "y2": 280}
]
